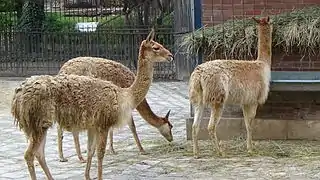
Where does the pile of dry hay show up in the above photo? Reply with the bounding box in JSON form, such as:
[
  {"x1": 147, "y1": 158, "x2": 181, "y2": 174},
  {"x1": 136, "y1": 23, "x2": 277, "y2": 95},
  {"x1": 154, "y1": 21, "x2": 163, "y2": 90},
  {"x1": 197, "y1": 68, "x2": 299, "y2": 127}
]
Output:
[
  {"x1": 146, "y1": 138, "x2": 320, "y2": 159},
  {"x1": 179, "y1": 6, "x2": 320, "y2": 60}
]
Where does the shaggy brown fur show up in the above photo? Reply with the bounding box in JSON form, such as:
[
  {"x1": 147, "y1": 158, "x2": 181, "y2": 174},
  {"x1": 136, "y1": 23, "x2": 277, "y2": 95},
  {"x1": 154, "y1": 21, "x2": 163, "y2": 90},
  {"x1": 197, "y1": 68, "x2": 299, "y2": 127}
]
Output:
[
  {"x1": 56, "y1": 57, "x2": 173, "y2": 162},
  {"x1": 189, "y1": 16, "x2": 273, "y2": 158},
  {"x1": 11, "y1": 29, "x2": 173, "y2": 180}
]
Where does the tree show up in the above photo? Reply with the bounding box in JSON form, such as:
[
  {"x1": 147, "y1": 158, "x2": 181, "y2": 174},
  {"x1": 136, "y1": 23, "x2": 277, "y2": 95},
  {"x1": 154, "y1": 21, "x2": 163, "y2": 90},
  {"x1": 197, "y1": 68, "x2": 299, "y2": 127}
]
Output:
[
  {"x1": 121, "y1": 0, "x2": 173, "y2": 26},
  {"x1": 17, "y1": 0, "x2": 45, "y2": 31},
  {"x1": 0, "y1": 0, "x2": 24, "y2": 19},
  {"x1": 16, "y1": 0, "x2": 45, "y2": 53}
]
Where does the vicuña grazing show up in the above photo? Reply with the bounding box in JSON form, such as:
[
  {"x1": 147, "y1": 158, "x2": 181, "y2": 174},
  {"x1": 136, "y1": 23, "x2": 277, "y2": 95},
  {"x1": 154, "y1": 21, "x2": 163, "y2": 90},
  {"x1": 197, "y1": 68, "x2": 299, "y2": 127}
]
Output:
[
  {"x1": 56, "y1": 56, "x2": 173, "y2": 162},
  {"x1": 189, "y1": 16, "x2": 273, "y2": 158},
  {"x1": 11, "y1": 29, "x2": 173, "y2": 180}
]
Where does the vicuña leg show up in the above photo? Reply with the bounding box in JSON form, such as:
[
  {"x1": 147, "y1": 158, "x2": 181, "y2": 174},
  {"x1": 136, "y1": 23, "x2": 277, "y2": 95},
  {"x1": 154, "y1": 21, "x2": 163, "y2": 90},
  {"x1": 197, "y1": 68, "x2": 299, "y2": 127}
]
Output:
[
  {"x1": 208, "y1": 102, "x2": 224, "y2": 156},
  {"x1": 97, "y1": 129, "x2": 108, "y2": 180},
  {"x1": 25, "y1": 130, "x2": 52, "y2": 180},
  {"x1": 84, "y1": 128, "x2": 97, "y2": 180},
  {"x1": 24, "y1": 139, "x2": 39, "y2": 180},
  {"x1": 192, "y1": 104, "x2": 204, "y2": 158},
  {"x1": 107, "y1": 128, "x2": 116, "y2": 154},
  {"x1": 128, "y1": 117, "x2": 146, "y2": 154},
  {"x1": 242, "y1": 104, "x2": 258, "y2": 154},
  {"x1": 57, "y1": 125, "x2": 68, "y2": 162},
  {"x1": 107, "y1": 117, "x2": 145, "y2": 155},
  {"x1": 72, "y1": 131, "x2": 86, "y2": 163},
  {"x1": 35, "y1": 131, "x2": 53, "y2": 180}
]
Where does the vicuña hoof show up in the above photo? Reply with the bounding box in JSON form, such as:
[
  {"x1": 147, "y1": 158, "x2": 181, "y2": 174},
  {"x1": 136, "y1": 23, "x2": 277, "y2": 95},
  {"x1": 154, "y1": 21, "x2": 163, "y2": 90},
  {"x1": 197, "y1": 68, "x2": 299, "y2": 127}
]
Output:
[
  {"x1": 220, "y1": 152, "x2": 226, "y2": 157},
  {"x1": 193, "y1": 152, "x2": 200, "y2": 159},
  {"x1": 59, "y1": 158, "x2": 68, "y2": 162},
  {"x1": 107, "y1": 148, "x2": 117, "y2": 155},
  {"x1": 247, "y1": 150, "x2": 254, "y2": 156},
  {"x1": 216, "y1": 149, "x2": 225, "y2": 157},
  {"x1": 79, "y1": 157, "x2": 87, "y2": 163},
  {"x1": 139, "y1": 150, "x2": 148, "y2": 155},
  {"x1": 85, "y1": 176, "x2": 94, "y2": 180}
]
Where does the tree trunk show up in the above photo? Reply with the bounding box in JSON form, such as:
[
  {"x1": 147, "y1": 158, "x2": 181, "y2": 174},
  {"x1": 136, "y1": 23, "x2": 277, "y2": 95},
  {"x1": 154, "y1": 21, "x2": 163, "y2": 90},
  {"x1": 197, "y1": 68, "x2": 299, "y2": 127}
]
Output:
[
  {"x1": 16, "y1": 0, "x2": 45, "y2": 54},
  {"x1": 143, "y1": 0, "x2": 150, "y2": 26},
  {"x1": 15, "y1": 0, "x2": 24, "y2": 19}
]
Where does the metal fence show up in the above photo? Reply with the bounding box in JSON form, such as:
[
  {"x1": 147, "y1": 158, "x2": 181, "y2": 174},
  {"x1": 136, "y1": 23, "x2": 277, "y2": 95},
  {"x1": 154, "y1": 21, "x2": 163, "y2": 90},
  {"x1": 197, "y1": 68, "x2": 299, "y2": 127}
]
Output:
[
  {"x1": 0, "y1": 0, "x2": 176, "y2": 79},
  {"x1": 4, "y1": 1, "x2": 318, "y2": 79}
]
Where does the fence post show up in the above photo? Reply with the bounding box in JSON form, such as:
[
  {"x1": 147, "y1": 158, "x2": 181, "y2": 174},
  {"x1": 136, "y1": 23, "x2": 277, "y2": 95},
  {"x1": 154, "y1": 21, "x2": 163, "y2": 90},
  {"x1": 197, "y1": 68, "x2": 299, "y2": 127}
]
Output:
[
  {"x1": 174, "y1": 0, "x2": 201, "y2": 81},
  {"x1": 189, "y1": 0, "x2": 203, "y2": 117},
  {"x1": 194, "y1": 0, "x2": 203, "y2": 65}
]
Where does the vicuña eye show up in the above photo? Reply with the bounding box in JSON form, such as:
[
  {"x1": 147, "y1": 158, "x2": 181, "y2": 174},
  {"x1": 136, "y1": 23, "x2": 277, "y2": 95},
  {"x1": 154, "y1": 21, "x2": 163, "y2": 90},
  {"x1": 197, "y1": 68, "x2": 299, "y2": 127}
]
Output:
[{"x1": 153, "y1": 47, "x2": 160, "y2": 51}]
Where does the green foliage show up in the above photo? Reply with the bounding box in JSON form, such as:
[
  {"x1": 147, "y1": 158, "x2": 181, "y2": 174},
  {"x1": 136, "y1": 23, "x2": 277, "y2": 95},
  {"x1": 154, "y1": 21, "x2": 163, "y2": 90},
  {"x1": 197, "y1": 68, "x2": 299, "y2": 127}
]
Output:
[
  {"x1": 0, "y1": 13, "x2": 14, "y2": 30},
  {"x1": 0, "y1": 0, "x2": 16, "y2": 12},
  {"x1": 0, "y1": 0, "x2": 18, "y2": 30},
  {"x1": 42, "y1": 13, "x2": 126, "y2": 32},
  {"x1": 96, "y1": 16, "x2": 125, "y2": 30},
  {"x1": 43, "y1": 13, "x2": 77, "y2": 32},
  {"x1": 162, "y1": 13, "x2": 173, "y2": 26},
  {"x1": 17, "y1": 1, "x2": 45, "y2": 31},
  {"x1": 180, "y1": 5, "x2": 320, "y2": 60}
]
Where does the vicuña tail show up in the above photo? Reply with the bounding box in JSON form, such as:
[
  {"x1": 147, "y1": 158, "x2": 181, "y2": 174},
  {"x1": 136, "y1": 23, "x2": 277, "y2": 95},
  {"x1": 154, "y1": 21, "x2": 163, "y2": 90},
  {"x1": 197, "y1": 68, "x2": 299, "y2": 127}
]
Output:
[{"x1": 11, "y1": 77, "x2": 55, "y2": 139}]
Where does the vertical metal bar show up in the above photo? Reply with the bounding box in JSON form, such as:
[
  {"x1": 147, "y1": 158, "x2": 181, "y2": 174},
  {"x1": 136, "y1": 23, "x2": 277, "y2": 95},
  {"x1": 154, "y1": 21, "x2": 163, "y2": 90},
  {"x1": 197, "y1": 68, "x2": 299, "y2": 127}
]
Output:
[{"x1": 194, "y1": 0, "x2": 203, "y2": 65}]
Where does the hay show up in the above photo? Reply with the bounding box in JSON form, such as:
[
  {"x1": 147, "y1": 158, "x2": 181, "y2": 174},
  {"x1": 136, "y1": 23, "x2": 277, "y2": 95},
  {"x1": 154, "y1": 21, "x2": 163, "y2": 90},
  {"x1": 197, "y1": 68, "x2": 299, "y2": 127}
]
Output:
[
  {"x1": 146, "y1": 138, "x2": 320, "y2": 159},
  {"x1": 179, "y1": 6, "x2": 320, "y2": 60}
]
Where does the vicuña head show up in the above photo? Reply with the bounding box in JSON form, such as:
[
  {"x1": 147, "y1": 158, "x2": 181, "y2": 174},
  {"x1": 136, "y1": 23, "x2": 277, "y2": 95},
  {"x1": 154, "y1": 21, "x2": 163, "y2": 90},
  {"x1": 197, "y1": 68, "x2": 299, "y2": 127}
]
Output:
[
  {"x1": 158, "y1": 110, "x2": 173, "y2": 142},
  {"x1": 139, "y1": 28, "x2": 174, "y2": 63},
  {"x1": 252, "y1": 16, "x2": 273, "y2": 35}
]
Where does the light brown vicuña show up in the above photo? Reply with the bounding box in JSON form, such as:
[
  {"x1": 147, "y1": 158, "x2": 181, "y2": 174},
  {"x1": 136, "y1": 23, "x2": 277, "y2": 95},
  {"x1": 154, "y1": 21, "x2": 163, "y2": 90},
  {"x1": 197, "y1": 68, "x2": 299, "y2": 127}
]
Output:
[
  {"x1": 11, "y1": 29, "x2": 173, "y2": 180},
  {"x1": 56, "y1": 56, "x2": 173, "y2": 162},
  {"x1": 189, "y1": 16, "x2": 273, "y2": 158}
]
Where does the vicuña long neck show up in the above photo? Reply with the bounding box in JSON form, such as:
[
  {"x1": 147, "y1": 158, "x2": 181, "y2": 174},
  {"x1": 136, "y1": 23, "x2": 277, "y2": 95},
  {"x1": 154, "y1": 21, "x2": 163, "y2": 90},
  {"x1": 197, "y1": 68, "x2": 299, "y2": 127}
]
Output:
[
  {"x1": 257, "y1": 26, "x2": 272, "y2": 66},
  {"x1": 128, "y1": 55, "x2": 154, "y2": 108},
  {"x1": 135, "y1": 99, "x2": 164, "y2": 128}
]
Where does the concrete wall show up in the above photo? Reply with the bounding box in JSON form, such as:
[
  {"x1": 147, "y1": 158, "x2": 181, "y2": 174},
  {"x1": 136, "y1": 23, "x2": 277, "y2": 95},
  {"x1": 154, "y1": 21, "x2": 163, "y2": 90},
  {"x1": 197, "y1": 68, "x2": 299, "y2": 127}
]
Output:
[
  {"x1": 187, "y1": 90, "x2": 320, "y2": 140},
  {"x1": 186, "y1": 117, "x2": 320, "y2": 140}
]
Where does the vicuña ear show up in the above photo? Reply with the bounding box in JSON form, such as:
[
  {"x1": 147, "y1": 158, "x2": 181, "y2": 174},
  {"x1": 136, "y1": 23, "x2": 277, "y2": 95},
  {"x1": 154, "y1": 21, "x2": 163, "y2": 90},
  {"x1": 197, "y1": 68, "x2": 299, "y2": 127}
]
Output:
[
  {"x1": 266, "y1": 16, "x2": 270, "y2": 22},
  {"x1": 252, "y1": 17, "x2": 260, "y2": 24},
  {"x1": 146, "y1": 28, "x2": 155, "y2": 42},
  {"x1": 165, "y1": 110, "x2": 171, "y2": 119}
]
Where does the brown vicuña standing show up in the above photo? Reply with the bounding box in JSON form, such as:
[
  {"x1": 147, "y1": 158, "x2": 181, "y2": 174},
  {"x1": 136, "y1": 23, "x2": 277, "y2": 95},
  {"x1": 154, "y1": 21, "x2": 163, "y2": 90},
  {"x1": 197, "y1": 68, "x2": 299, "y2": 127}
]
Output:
[
  {"x1": 189, "y1": 16, "x2": 273, "y2": 158},
  {"x1": 57, "y1": 56, "x2": 173, "y2": 163},
  {"x1": 11, "y1": 29, "x2": 173, "y2": 180}
]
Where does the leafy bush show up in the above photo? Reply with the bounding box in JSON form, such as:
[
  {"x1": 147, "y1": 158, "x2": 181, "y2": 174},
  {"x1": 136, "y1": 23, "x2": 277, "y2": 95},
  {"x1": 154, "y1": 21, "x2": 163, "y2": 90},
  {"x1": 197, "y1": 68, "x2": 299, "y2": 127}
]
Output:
[
  {"x1": 43, "y1": 13, "x2": 77, "y2": 32},
  {"x1": 0, "y1": 0, "x2": 16, "y2": 12},
  {"x1": 43, "y1": 13, "x2": 126, "y2": 32},
  {"x1": 96, "y1": 15, "x2": 125, "y2": 30},
  {"x1": 0, "y1": 13, "x2": 14, "y2": 30}
]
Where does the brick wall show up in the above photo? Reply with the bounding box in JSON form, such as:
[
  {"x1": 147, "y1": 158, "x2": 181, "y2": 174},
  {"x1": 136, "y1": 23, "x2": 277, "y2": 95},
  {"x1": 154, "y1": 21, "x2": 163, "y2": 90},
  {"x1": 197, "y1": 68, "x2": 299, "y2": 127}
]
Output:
[
  {"x1": 200, "y1": 91, "x2": 320, "y2": 120},
  {"x1": 272, "y1": 54, "x2": 320, "y2": 71},
  {"x1": 257, "y1": 91, "x2": 320, "y2": 120},
  {"x1": 202, "y1": 0, "x2": 320, "y2": 71},
  {"x1": 202, "y1": 0, "x2": 320, "y2": 25},
  {"x1": 199, "y1": 1, "x2": 320, "y2": 121}
]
